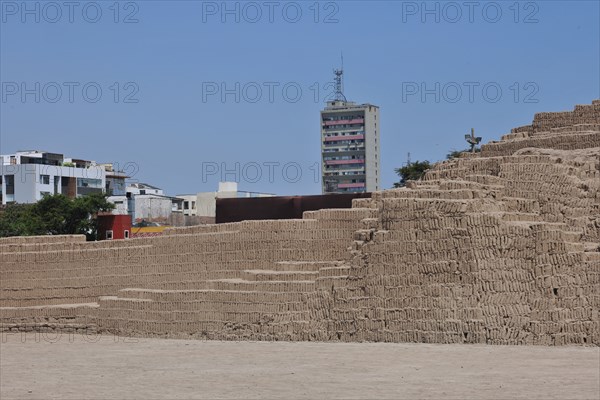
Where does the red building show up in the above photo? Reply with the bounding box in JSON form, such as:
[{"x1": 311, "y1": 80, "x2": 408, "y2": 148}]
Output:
[{"x1": 97, "y1": 213, "x2": 132, "y2": 240}]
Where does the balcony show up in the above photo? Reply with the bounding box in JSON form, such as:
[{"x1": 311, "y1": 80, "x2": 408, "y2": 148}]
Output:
[
  {"x1": 323, "y1": 118, "x2": 364, "y2": 126},
  {"x1": 323, "y1": 173, "x2": 366, "y2": 179},
  {"x1": 323, "y1": 134, "x2": 365, "y2": 143},
  {"x1": 338, "y1": 182, "x2": 366, "y2": 189},
  {"x1": 324, "y1": 159, "x2": 365, "y2": 166},
  {"x1": 324, "y1": 166, "x2": 365, "y2": 173},
  {"x1": 322, "y1": 149, "x2": 365, "y2": 158}
]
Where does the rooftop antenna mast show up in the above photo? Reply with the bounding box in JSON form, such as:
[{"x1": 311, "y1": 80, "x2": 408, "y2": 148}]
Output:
[{"x1": 333, "y1": 53, "x2": 347, "y2": 102}]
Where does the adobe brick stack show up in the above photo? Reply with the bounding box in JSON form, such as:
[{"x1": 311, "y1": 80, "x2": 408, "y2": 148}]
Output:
[
  {"x1": 318, "y1": 102, "x2": 599, "y2": 345},
  {"x1": 481, "y1": 102, "x2": 600, "y2": 156},
  {"x1": 1, "y1": 100, "x2": 598, "y2": 345}
]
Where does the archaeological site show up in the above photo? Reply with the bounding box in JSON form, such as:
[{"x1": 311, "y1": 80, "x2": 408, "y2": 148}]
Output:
[{"x1": 1, "y1": 101, "x2": 599, "y2": 346}]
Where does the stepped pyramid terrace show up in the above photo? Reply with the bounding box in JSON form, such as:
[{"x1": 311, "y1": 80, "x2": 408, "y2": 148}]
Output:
[{"x1": 1, "y1": 100, "x2": 599, "y2": 346}]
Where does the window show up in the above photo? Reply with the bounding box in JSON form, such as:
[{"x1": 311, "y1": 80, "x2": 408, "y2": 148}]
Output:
[
  {"x1": 40, "y1": 175, "x2": 50, "y2": 185},
  {"x1": 140, "y1": 190, "x2": 146, "y2": 195},
  {"x1": 106, "y1": 230, "x2": 113, "y2": 240},
  {"x1": 40, "y1": 191, "x2": 51, "y2": 197},
  {"x1": 124, "y1": 230, "x2": 130, "y2": 239},
  {"x1": 78, "y1": 178, "x2": 102, "y2": 188},
  {"x1": 76, "y1": 178, "x2": 103, "y2": 196},
  {"x1": 5, "y1": 175, "x2": 14, "y2": 200}
]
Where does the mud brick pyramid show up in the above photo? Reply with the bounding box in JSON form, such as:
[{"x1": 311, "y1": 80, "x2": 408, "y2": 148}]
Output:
[{"x1": 2, "y1": 101, "x2": 599, "y2": 345}]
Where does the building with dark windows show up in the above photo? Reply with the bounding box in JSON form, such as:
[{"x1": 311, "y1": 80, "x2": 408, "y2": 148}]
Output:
[
  {"x1": 321, "y1": 100, "x2": 380, "y2": 193},
  {"x1": 0, "y1": 150, "x2": 106, "y2": 205}
]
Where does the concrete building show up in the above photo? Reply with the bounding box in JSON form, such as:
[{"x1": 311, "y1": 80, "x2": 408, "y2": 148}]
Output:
[
  {"x1": 130, "y1": 195, "x2": 177, "y2": 223},
  {"x1": 320, "y1": 67, "x2": 380, "y2": 194},
  {"x1": 102, "y1": 163, "x2": 130, "y2": 216},
  {"x1": 0, "y1": 150, "x2": 106, "y2": 205},
  {"x1": 125, "y1": 183, "x2": 183, "y2": 224},
  {"x1": 321, "y1": 101, "x2": 380, "y2": 194},
  {"x1": 101, "y1": 163, "x2": 128, "y2": 197},
  {"x1": 127, "y1": 183, "x2": 164, "y2": 196}
]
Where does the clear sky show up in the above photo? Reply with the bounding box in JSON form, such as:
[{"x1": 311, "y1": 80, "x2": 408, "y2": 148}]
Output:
[{"x1": 1, "y1": 0, "x2": 598, "y2": 195}]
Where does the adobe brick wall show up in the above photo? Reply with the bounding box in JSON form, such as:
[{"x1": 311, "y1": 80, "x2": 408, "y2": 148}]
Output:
[{"x1": 1, "y1": 101, "x2": 599, "y2": 345}]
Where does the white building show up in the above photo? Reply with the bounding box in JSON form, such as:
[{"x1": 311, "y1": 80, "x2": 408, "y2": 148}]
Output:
[
  {"x1": 320, "y1": 68, "x2": 381, "y2": 194},
  {"x1": 127, "y1": 183, "x2": 164, "y2": 196},
  {"x1": 177, "y1": 182, "x2": 274, "y2": 218},
  {"x1": 125, "y1": 183, "x2": 183, "y2": 224},
  {"x1": 1, "y1": 150, "x2": 106, "y2": 205}
]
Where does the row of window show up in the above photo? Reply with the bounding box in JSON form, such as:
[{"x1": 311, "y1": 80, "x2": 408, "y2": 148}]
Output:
[
  {"x1": 325, "y1": 173, "x2": 365, "y2": 177},
  {"x1": 323, "y1": 155, "x2": 365, "y2": 161},
  {"x1": 325, "y1": 163, "x2": 366, "y2": 169},
  {"x1": 322, "y1": 114, "x2": 364, "y2": 122},
  {"x1": 324, "y1": 131, "x2": 365, "y2": 138},
  {"x1": 37, "y1": 175, "x2": 102, "y2": 188},
  {"x1": 105, "y1": 230, "x2": 130, "y2": 240},
  {"x1": 338, "y1": 187, "x2": 366, "y2": 193},
  {"x1": 323, "y1": 146, "x2": 365, "y2": 152},
  {"x1": 323, "y1": 123, "x2": 364, "y2": 130},
  {"x1": 183, "y1": 200, "x2": 196, "y2": 210},
  {"x1": 324, "y1": 139, "x2": 365, "y2": 146}
]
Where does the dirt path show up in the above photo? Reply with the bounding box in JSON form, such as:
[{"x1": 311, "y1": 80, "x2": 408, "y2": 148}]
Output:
[{"x1": 1, "y1": 333, "x2": 598, "y2": 399}]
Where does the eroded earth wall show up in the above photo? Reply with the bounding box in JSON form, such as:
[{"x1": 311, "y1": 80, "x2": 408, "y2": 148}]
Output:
[{"x1": 1, "y1": 101, "x2": 599, "y2": 345}]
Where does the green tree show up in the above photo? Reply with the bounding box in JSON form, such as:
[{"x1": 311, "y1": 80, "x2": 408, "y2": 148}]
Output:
[
  {"x1": 446, "y1": 149, "x2": 465, "y2": 160},
  {"x1": 446, "y1": 148, "x2": 480, "y2": 160},
  {"x1": 33, "y1": 194, "x2": 73, "y2": 235},
  {"x1": 393, "y1": 160, "x2": 431, "y2": 188},
  {"x1": 0, "y1": 193, "x2": 114, "y2": 240},
  {"x1": 71, "y1": 193, "x2": 115, "y2": 240},
  {"x1": 0, "y1": 203, "x2": 43, "y2": 237}
]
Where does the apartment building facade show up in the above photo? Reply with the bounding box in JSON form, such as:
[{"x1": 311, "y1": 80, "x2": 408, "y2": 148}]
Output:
[
  {"x1": 0, "y1": 150, "x2": 106, "y2": 205},
  {"x1": 321, "y1": 101, "x2": 380, "y2": 193}
]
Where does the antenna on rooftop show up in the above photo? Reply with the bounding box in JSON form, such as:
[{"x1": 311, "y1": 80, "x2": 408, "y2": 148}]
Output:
[{"x1": 333, "y1": 53, "x2": 346, "y2": 102}]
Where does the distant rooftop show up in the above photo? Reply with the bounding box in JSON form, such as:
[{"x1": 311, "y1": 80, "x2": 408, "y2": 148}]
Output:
[
  {"x1": 323, "y1": 100, "x2": 379, "y2": 110},
  {"x1": 129, "y1": 183, "x2": 162, "y2": 190}
]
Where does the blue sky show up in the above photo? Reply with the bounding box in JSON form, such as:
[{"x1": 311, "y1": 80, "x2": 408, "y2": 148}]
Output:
[{"x1": 1, "y1": 0, "x2": 599, "y2": 195}]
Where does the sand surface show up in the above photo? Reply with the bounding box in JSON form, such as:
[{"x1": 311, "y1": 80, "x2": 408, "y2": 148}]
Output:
[{"x1": 1, "y1": 333, "x2": 598, "y2": 399}]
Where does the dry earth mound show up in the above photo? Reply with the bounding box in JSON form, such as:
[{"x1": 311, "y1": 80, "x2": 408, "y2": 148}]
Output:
[{"x1": 1, "y1": 101, "x2": 599, "y2": 345}]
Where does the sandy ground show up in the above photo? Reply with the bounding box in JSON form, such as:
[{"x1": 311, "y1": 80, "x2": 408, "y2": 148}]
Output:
[{"x1": 0, "y1": 333, "x2": 598, "y2": 400}]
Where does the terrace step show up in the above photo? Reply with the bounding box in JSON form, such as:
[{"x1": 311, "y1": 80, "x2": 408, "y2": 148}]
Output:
[
  {"x1": 96, "y1": 309, "x2": 311, "y2": 325},
  {"x1": 98, "y1": 296, "x2": 308, "y2": 313},
  {"x1": 117, "y1": 288, "x2": 310, "y2": 303},
  {"x1": 205, "y1": 279, "x2": 316, "y2": 292},
  {"x1": 119, "y1": 279, "x2": 317, "y2": 293},
  {"x1": 0, "y1": 322, "x2": 97, "y2": 333},
  {"x1": 316, "y1": 276, "x2": 350, "y2": 290},
  {"x1": 272, "y1": 261, "x2": 342, "y2": 272},
  {"x1": 241, "y1": 270, "x2": 319, "y2": 282},
  {"x1": 319, "y1": 266, "x2": 352, "y2": 277}
]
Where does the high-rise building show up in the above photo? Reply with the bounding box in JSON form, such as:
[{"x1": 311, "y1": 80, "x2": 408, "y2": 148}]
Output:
[{"x1": 320, "y1": 68, "x2": 380, "y2": 193}]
